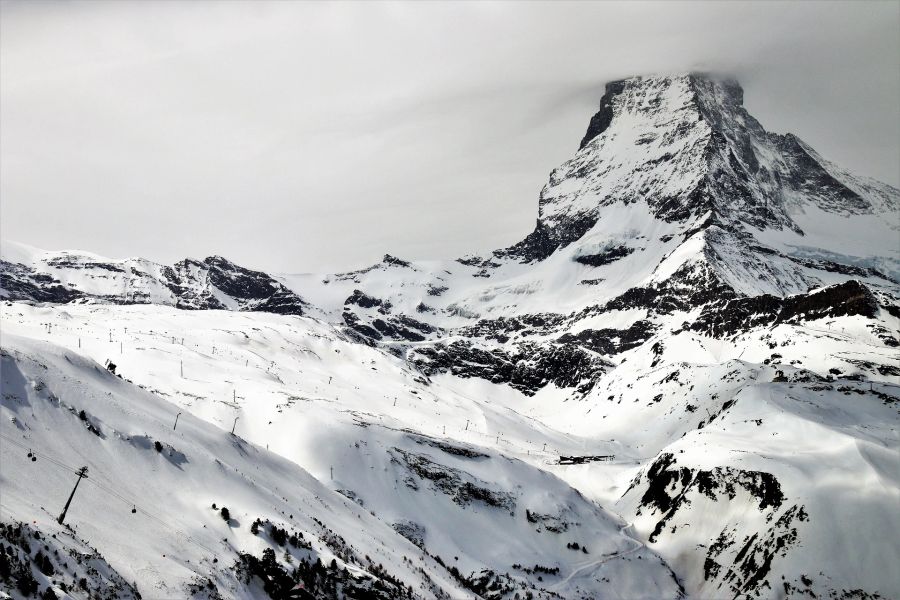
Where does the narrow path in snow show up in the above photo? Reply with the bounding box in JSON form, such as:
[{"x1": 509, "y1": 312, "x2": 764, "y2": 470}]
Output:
[{"x1": 552, "y1": 523, "x2": 644, "y2": 591}]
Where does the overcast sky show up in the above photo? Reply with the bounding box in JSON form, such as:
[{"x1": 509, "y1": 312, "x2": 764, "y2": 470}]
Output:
[{"x1": 2, "y1": 1, "x2": 898, "y2": 273}]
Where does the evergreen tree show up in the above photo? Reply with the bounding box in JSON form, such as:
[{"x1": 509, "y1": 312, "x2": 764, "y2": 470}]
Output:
[
  {"x1": 16, "y1": 570, "x2": 39, "y2": 596},
  {"x1": 269, "y1": 524, "x2": 287, "y2": 546},
  {"x1": 34, "y1": 551, "x2": 54, "y2": 577},
  {"x1": 0, "y1": 548, "x2": 10, "y2": 580}
]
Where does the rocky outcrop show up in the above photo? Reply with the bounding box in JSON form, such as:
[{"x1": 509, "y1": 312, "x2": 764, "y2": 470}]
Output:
[
  {"x1": 0, "y1": 260, "x2": 84, "y2": 303},
  {"x1": 0, "y1": 253, "x2": 307, "y2": 316},
  {"x1": 410, "y1": 339, "x2": 609, "y2": 396},
  {"x1": 579, "y1": 79, "x2": 628, "y2": 149},
  {"x1": 690, "y1": 280, "x2": 880, "y2": 337},
  {"x1": 3, "y1": 73, "x2": 897, "y2": 401}
]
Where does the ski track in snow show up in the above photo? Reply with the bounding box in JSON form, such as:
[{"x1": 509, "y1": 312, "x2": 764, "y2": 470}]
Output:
[{"x1": 2, "y1": 73, "x2": 899, "y2": 600}]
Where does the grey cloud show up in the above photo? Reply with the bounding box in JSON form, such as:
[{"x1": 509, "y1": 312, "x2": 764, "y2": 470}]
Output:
[{"x1": 1, "y1": 0, "x2": 897, "y2": 272}]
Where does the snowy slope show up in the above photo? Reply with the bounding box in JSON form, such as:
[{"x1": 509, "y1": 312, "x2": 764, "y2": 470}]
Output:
[
  {"x1": 1, "y1": 334, "x2": 478, "y2": 599},
  {"x1": 1, "y1": 306, "x2": 683, "y2": 599},
  {"x1": 0, "y1": 240, "x2": 308, "y2": 315},
  {"x1": 2, "y1": 72, "x2": 899, "y2": 600}
]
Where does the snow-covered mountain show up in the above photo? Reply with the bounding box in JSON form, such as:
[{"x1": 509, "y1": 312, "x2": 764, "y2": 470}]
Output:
[
  {"x1": 2, "y1": 73, "x2": 898, "y2": 600},
  {"x1": 1, "y1": 243, "x2": 307, "y2": 315}
]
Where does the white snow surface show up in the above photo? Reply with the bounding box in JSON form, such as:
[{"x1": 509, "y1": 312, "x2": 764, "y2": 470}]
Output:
[
  {"x1": 2, "y1": 73, "x2": 900, "y2": 600},
  {"x1": 2, "y1": 299, "x2": 898, "y2": 599},
  {"x1": 1, "y1": 305, "x2": 683, "y2": 599}
]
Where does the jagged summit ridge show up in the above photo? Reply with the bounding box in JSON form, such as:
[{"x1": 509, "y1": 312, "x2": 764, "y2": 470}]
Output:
[
  {"x1": 3, "y1": 73, "x2": 898, "y2": 311},
  {"x1": 0, "y1": 241, "x2": 308, "y2": 315},
  {"x1": 579, "y1": 74, "x2": 743, "y2": 150},
  {"x1": 1, "y1": 73, "x2": 899, "y2": 600},
  {"x1": 501, "y1": 73, "x2": 899, "y2": 266}
]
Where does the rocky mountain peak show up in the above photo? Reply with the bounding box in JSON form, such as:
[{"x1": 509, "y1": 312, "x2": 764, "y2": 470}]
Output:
[
  {"x1": 578, "y1": 73, "x2": 743, "y2": 150},
  {"x1": 499, "y1": 73, "x2": 897, "y2": 266},
  {"x1": 2, "y1": 67, "x2": 898, "y2": 600}
]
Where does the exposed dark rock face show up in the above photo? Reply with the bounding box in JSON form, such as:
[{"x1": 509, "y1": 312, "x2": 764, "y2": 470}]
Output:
[
  {"x1": 775, "y1": 134, "x2": 871, "y2": 215},
  {"x1": 493, "y1": 213, "x2": 599, "y2": 263},
  {"x1": 410, "y1": 435, "x2": 489, "y2": 459},
  {"x1": 557, "y1": 320, "x2": 656, "y2": 355},
  {"x1": 233, "y1": 525, "x2": 416, "y2": 600},
  {"x1": 354, "y1": 259, "x2": 889, "y2": 397},
  {"x1": 382, "y1": 254, "x2": 412, "y2": 268},
  {"x1": 44, "y1": 256, "x2": 126, "y2": 272},
  {"x1": 405, "y1": 306, "x2": 658, "y2": 395},
  {"x1": 162, "y1": 259, "x2": 229, "y2": 310},
  {"x1": 460, "y1": 313, "x2": 567, "y2": 344},
  {"x1": 595, "y1": 261, "x2": 737, "y2": 316},
  {"x1": 370, "y1": 316, "x2": 432, "y2": 342},
  {"x1": 204, "y1": 256, "x2": 302, "y2": 312},
  {"x1": 0, "y1": 260, "x2": 84, "y2": 303},
  {"x1": 341, "y1": 312, "x2": 382, "y2": 342},
  {"x1": 390, "y1": 448, "x2": 515, "y2": 512},
  {"x1": 392, "y1": 520, "x2": 425, "y2": 548},
  {"x1": 703, "y1": 504, "x2": 809, "y2": 598},
  {"x1": 867, "y1": 323, "x2": 900, "y2": 347},
  {"x1": 789, "y1": 256, "x2": 895, "y2": 282},
  {"x1": 579, "y1": 79, "x2": 627, "y2": 149},
  {"x1": 345, "y1": 289, "x2": 384, "y2": 310},
  {"x1": 525, "y1": 509, "x2": 574, "y2": 533},
  {"x1": 572, "y1": 245, "x2": 634, "y2": 267},
  {"x1": 637, "y1": 453, "x2": 785, "y2": 543},
  {"x1": 557, "y1": 455, "x2": 613, "y2": 465},
  {"x1": 1, "y1": 254, "x2": 307, "y2": 316},
  {"x1": 691, "y1": 280, "x2": 880, "y2": 337},
  {"x1": 342, "y1": 289, "x2": 437, "y2": 343},
  {"x1": 410, "y1": 339, "x2": 609, "y2": 396},
  {"x1": 162, "y1": 257, "x2": 304, "y2": 314},
  {"x1": 251, "y1": 288, "x2": 309, "y2": 315}
]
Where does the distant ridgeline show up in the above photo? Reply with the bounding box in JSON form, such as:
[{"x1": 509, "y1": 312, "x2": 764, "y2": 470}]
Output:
[{"x1": 2, "y1": 73, "x2": 899, "y2": 600}]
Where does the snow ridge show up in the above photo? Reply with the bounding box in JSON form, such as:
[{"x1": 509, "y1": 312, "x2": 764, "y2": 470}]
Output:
[{"x1": 2, "y1": 73, "x2": 899, "y2": 600}]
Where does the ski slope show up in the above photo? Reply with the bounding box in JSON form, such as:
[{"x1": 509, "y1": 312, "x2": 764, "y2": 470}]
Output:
[
  {"x1": 1, "y1": 304, "x2": 683, "y2": 599},
  {"x1": 2, "y1": 73, "x2": 899, "y2": 600}
]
